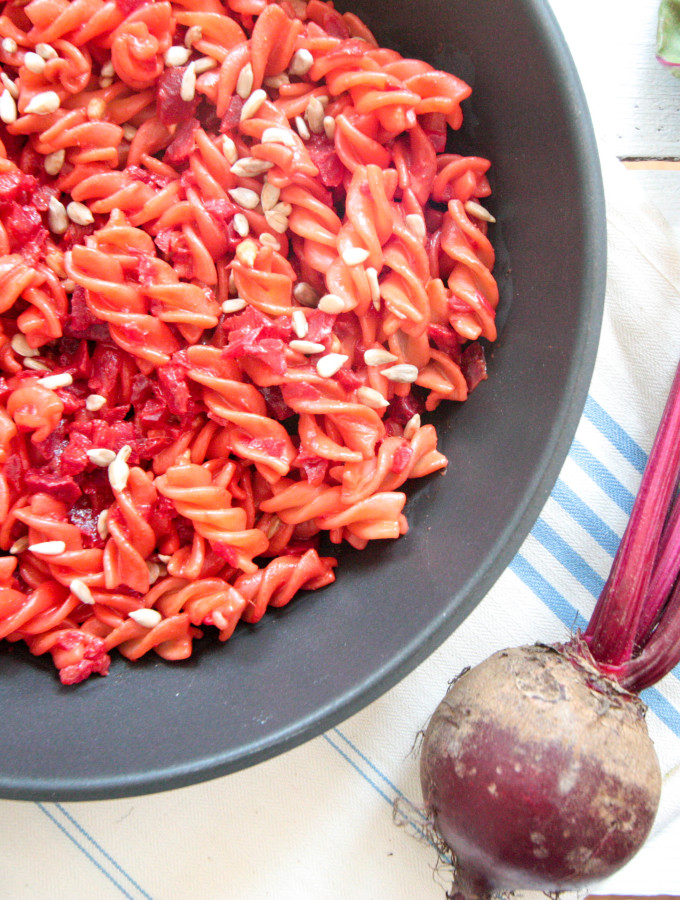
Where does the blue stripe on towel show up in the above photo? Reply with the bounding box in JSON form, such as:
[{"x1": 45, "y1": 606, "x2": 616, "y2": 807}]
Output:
[
  {"x1": 584, "y1": 396, "x2": 647, "y2": 472},
  {"x1": 569, "y1": 440, "x2": 636, "y2": 513},
  {"x1": 550, "y1": 479, "x2": 621, "y2": 555}
]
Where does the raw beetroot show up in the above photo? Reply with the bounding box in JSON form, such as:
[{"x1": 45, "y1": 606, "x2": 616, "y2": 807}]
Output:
[{"x1": 419, "y1": 358, "x2": 680, "y2": 896}]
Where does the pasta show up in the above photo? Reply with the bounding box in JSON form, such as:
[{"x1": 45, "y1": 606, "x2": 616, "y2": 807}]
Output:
[{"x1": 0, "y1": 0, "x2": 498, "y2": 684}]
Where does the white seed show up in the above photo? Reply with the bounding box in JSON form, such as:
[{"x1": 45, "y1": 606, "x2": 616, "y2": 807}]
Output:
[
  {"x1": 85, "y1": 393, "x2": 106, "y2": 411},
  {"x1": 66, "y1": 200, "x2": 94, "y2": 226},
  {"x1": 87, "y1": 97, "x2": 106, "y2": 120},
  {"x1": 240, "y1": 87, "x2": 266, "y2": 121},
  {"x1": 317, "y1": 293, "x2": 345, "y2": 315},
  {"x1": 193, "y1": 56, "x2": 217, "y2": 74},
  {"x1": 323, "y1": 115, "x2": 336, "y2": 140},
  {"x1": 221, "y1": 297, "x2": 247, "y2": 314},
  {"x1": 97, "y1": 509, "x2": 109, "y2": 539},
  {"x1": 261, "y1": 181, "x2": 280, "y2": 212},
  {"x1": 364, "y1": 347, "x2": 398, "y2": 366},
  {"x1": 48, "y1": 196, "x2": 69, "y2": 234},
  {"x1": 35, "y1": 42, "x2": 58, "y2": 60},
  {"x1": 236, "y1": 62, "x2": 254, "y2": 99},
  {"x1": 306, "y1": 96, "x2": 325, "y2": 133},
  {"x1": 122, "y1": 123, "x2": 137, "y2": 142},
  {"x1": 9, "y1": 536, "x2": 29, "y2": 554},
  {"x1": 316, "y1": 352, "x2": 348, "y2": 378},
  {"x1": 264, "y1": 209, "x2": 288, "y2": 234},
  {"x1": 24, "y1": 358, "x2": 50, "y2": 371},
  {"x1": 381, "y1": 363, "x2": 419, "y2": 384},
  {"x1": 10, "y1": 333, "x2": 38, "y2": 357},
  {"x1": 232, "y1": 212, "x2": 250, "y2": 237},
  {"x1": 259, "y1": 233, "x2": 280, "y2": 250},
  {"x1": 464, "y1": 199, "x2": 496, "y2": 223},
  {"x1": 366, "y1": 266, "x2": 381, "y2": 310},
  {"x1": 263, "y1": 72, "x2": 289, "y2": 89},
  {"x1": 86, "y1": 448, "x2": 116, "y2": 467},
  {"x1": 100, "y1": 60, "x2": 115, "y2": 78},
  {"x1": 356, "y1": 385, "x2": 389, "y2": 409},
  {"x1": 62, "y1": 279, "x2": 76, "y2": 293},
  {"x1": 341, "y1": 246, "x2": 370, "y2": 267},
  {"x1": 99, "y1": 76, "x2": 113, "y2": 89},
  {"x1": 146, "y1": 560, "x2": 164, "y2": 585},
  {"x1": 230, "y1": 156, "x2": 273, "y2": 177},
  {"x1": 157, "y1": 554, "x2": 172, "y2": 564},
  {"x1": 180, "y1": 62, "x2": 196, "y2": 102},
  {"x1": 28, "y1": 540, "x2": 66, "y2": 555},
  {"x1": 0, "y1": 89, "x2": 17, "y2": 124},
  {"x1": 289, "y1": 48, "x2": 313, "y2": 76},
  {"x1": 44, "y1": 148, "x2": 65, "y2": 176},
  {"x1": 235, "y1": 238, "x2": 258, "y2": 267},
  {"x1": 228, "y1": 271, "x2": 237, "y2": 294},
  {"x1": 293, "y1": 281, "x2": 319, "y2": 307},
  {"x1": 403, "y1": 413, "x2": 421, "y2": 441},
  {"x1": 2, "y1": 37, "x2": 17, "y2": 54},
  {"x1": 405, "y1": 213, "x2": 426, "y2": 241},
  {"x1": 228, "y1": 187, "x2": 260, "y2": 210},
  {"x1": 164, "y1": 44, "x2": 191, "y2": 67},
  {"x1": 24, "y1": 90, "x2": 60, "y2": 115},
  {"x1": 0, "y1": 73, "x2": 18, "y2": 99},
  {"x1": 221, "y1": 135, "x2": 238, "y2": 164},
  {"x1": 261, "y1": 126, "x2": 297, "y2": 148},
  {"x1": 129, "y1": 608, "x2": 162, "y2": 628},
  {"x1": 24, "y1": 51, "x2": 45, "y2": 73},
  {"x1": 185, "y1": 25, "x2": 202, "y2": 48},
  {"x1": 289, "y1": 339, "x2": 325, "y2": 355},
  {"x1": 292, "y1": 308, "x2": 308, "y2": 338},
  {"x1": 39, "y1": 371, "x2": 72, "y2": 389},
  {"x1": 108, "y1": 445, "x2": 131, "y2": 492},
  {"x1": 70, "y1": 578, "x2": 94, "y2": 605},
  {"x1": 295, "y1": 115, "x2": 310, "y2": 140}
]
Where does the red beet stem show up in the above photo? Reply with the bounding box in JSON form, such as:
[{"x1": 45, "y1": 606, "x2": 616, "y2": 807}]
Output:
[
  {"x1": 584, "y1": 358, "x2": 680, "y2": 670},
  {"x1": 619, "y1": 576, "x2": 680, "y2": 692},
  {"x1": 634, "y1": 489, "x2": 680, "y2": 644}
]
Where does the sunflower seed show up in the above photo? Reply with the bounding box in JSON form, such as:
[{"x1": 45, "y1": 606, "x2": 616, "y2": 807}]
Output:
[
  {"x1": 341, "y1": 246, "x2": 370, "y2": 266},
  {"x1": 180, "y1": 62, "x2": 196, "y2": 102},
  {"x1": 24, "y1": 51, "x2": 45, "y2": 73},
  {"x1": 85, "y1": 393, "x2": 106, "y2": 411},
  {"x1": 221, "y1": 135, "x2": 238, "y2": 164},
  {"x1": 240, "y1": 88, "x2": 267, "y2": 121},
  {"x1": 261, "y1": 181, "x2": 280, "y2": 211},
  {"x1": 464, "y1": 199, "x2": 496, "y2": 223},
  {"x1": 259, "y1": 233, "x2": 280, "y2": 250},
  {"x1": 86, "y1": 448, "x2": 116, "y2": 467},
  {"x1": 289, "y1": 48, "x2": 313, "y2": 76},
  {"x1": 129, "y1": 608, "x2": 162, "y2": 628},
  {"x1": 70, "y1": 578, "x2": 94, "y2": 605},
  {"x1": 403, "y1": 413, "x2": 421, "y2": 441},
  {"x1": 28, "y1": 540, "x2": 66, "y2": 555},
  {"x1": 1, "y1": 37, "x2": 17, "y2": 54},
  {"x1": 306, "y1": 96, "x2": 325, "y2": 133},
  {"x1": 365, "y1": 266, "x2": 381, "y2": 309},
  {"x1": 293, "y1": 281, "x2": 319, "y2": 307},
  {"x1": 39, "y1": 371, "x2": 72, "y2": 389},
  {"x1": 261, "y1": 126, "x2": 297, "y2": 147},
  {"x1": 10, "y1": 333, "x2": 38, "y2": 357},
  {"x1": 235, "y1": 238, "x2": 258, "y2": 267},
  {"x1": 35, "y1": 42, "x2": 58, "y2": 60},
  {"x1": 291, "y1": 308, "x2": 308, "y2": 338},
  {"x1": 9, "y1": 536, "x2": 29, "y2": 554},
  {"x1": 44, "y1": 148, "x2": 65, "y2": 175},
  {"x1": 289, "y1": 339, "x2": 325, "y2": 355},
  {"x1": 0, "y1": 89, "x2": 16, "y2": 124},
  {"x1": 232, "y1": 213, "x2": 250, "y2": 237},
  {"x1": 295, "y1": 115, "x2": 310, "y2": 141},
  {"x1": 184, "y1": 25, "x2": 202, "y2": 48},
  {"x1": 221, "y1": 297, "x2": 247, "y2": 314},
  {"x1": 356, "y1": 385, "x2": 389, "y2": 409},
  {"x1": 164, "y1": 44, "x2": 191, "y2": 67},
  {"x1": 323, "y1": 115, "x2": 336, "y2": 140},
  {"x1": 193, "y1": 56, "x2": 217, "y2": 74},
  {"x1": 316, "y1": 352, "x2": 348, "y2": 378},
  {"x1": 264, "y1": 209, "x2": 288, "y2": 233},
  {"x1": 24, "y1": 358, "x2": 50, "y2": 371},
  {"x1": 47, "y1": 196, "x2": 68, "y2": 234},
  {"x1": 230, "y1": 156, "x2": 272, "y2": 177},
  {"x1": 66, "y1": 200, "x2": 94, "y2": 226},
  {"x1": 87, "y1": 97, "x2": 106, "y2": 120},
  {"x1": 236, "y1": 62, "x2": 254, "y2": 99},
  {"x1": 0, "y1": 73, "x2": 18, "y2": 99},
  {"x1": 229, "y1": 187, "x2": 260, "y2": 210},
  {"x1": 100, "y1": 60, "x2": 115, "y2": 78},
  {"x1": 381, "y1": 363, "x2": 419, "y2": 383},
  {"x1": 97, "y1": 509, "x2": 109, "y2": 539},
  {"x1": 363, "y1": 347, "x2": 398, "y2": 366},
  {"x1": 24, "y1": 90, "x2": 60, "y2": 115},
  {"x1": 263, "y1": 73, "x2": 289, "y2": 89},
  {"x1": 317, "y1": 293, "x2": 345, "y2": 315},
  {"x1": 108, "y1": 445, "x2": 131, "y2": 492},
  {"x1": 122, "y1": 123, "x2": 137, "y2": 142}
]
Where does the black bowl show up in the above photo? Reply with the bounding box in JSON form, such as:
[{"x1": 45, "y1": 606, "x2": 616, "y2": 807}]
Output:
[{"x1": 0, "y1": 0, "x2": 605, "y2": 800}]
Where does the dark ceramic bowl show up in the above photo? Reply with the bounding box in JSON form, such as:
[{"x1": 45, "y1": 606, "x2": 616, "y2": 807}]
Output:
[{"x1": 0, "y1": 0, "x2": 605, "y2": 800}]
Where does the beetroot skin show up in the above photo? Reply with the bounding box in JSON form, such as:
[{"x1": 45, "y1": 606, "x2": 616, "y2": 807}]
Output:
[{"x1": 419, "y1": 641, "x2": 661, "y2": 895}]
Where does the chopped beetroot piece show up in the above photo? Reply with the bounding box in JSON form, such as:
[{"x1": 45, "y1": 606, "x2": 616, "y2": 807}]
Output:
[
  {"x1": 247, "y1": 436, "x2": 287, "y2": 458},
  {"x1": 386, "y1": 390, "x2": 426, "y2": 425},
  {"x1": 156, "y1": 67, "x2": 200, "y2": 127},
  {"x1": 335, "y1": 367, "x2": 362, "y2": 391},
  {"x1": 322, "y1": 10, "x2": 350, "y2": 39},
  {"x1": 281, "y1": 382, "x2": 322, "y2": 404},
  {"x1": 428, "y1": 323, "x2": 463, "y2": 361},
  {"x1": 261, "y1": 385, "x2": 294, "y2": 421},
  {"x1": 305, "y1": 310, "x2": 335, "y2": 344},
  {"x1": 69, "y1": 498, "x2": 106, "y2": 548},
  {"x1": 307, "y1": 132, "x2": 345, "y2": 188},
  {"x1": 57, "y1": 339, "x2": 94, "y2": 380},
  {"x1": 154, "y1": 228, "x2": 194, "y2": 277},
  {"x1": 88, "y1": 346, "x2": 131, "y2": 399},
  {"x1": 0, "y1": 170, "x2": 37, "y2": 204},
  {"x1": 80, "y1": 468, "x2": 114, "y2": 518},
  {"x1": 295, "y1": 450, "x2": 328, "y2": 486},
  {"x1": 391, "y1": 442, "x2": 413, "y2": 474},
  {"x1": 156, "y1": 363, "x2": 199, "y2": 416},
  {"x1": 163, "y1": 118, "x2": 200, "y2": 169},
  {"x1": 150, "y1": 494, "x2": 178, "y2": 536},
  {"x1": 420, "y1": 112, "x2": 448, "y2": 154},
  {"x1": 64, "y1": 287, "x2": 111, "y2": 342},
  {"x1": 4, "y1": 454, "x2": 25, "y2": 495},
  {"x1": 4, "y1": 201, "x2": 48, "y2": 263},
  {"x1": 60, "y1": 432, "x2": 91, "y2": 477},
  {"x1": 461, "y1": 341, "x2": 487, "y2": 391},
  {"x1": 222, "y1": 334, "x2": 288, "y2": 375},
  {"x1": 24, "y1": 470, "x2": 82, "y2": 504},
  {"x1": 220, "y1": 95, "x2": 244, "y2": 133}
]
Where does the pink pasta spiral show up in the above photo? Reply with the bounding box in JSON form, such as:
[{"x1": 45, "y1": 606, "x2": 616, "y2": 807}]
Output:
[{"x1": 0, "y1": 0, "x2": 498, "y2": 683}]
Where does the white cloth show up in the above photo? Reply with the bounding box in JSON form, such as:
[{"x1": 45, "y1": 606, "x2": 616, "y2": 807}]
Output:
[{"x1": 2, "y1": 157, "x2": 680, "y2": 898}]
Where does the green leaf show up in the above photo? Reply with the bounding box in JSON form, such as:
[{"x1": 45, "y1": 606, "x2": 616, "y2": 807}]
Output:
[{"x1": 658, "y1": 0, "x2": 680, "y2": 65}]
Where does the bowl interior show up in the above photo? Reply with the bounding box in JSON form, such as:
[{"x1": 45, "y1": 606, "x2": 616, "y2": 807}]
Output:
[{"x1": 0, "y1": 0, "x2": 605, "y2": 800}]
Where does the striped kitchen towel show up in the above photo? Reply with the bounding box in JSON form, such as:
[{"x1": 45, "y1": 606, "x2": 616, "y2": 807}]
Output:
[{"x1": 2, "y1": 156, "x2": 679, "y2": 900}]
